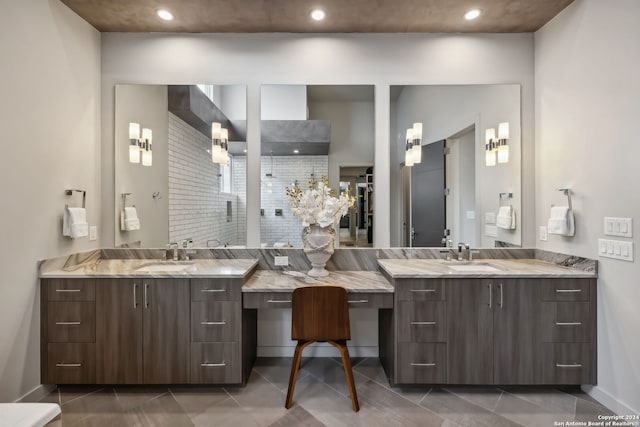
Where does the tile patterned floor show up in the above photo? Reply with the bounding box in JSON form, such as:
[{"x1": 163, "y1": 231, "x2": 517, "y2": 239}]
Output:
[{"x1": 42, "y1": 357, "x2": 615, "y2": 427}]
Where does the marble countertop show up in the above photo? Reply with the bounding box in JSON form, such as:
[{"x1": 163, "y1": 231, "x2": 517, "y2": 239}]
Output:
[
  {"x1": 39, "y1": 258, "x2": 259, "y2": 279},
  {"x1": 242, "y1": 270, "x2": 394, "y2": 293},
  {"x1": 378, "y1": 258, "x2": 597, "y2": 279}
]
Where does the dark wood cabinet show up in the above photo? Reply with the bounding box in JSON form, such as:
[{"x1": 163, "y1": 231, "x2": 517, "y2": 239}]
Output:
[{"x1": 96, "y1": 278, "x2": 190, "y2": 384}]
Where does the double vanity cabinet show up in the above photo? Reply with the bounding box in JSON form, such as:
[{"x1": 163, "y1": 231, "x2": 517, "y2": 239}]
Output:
[
  {"x1": 378, "y1": 259, "x2": 597, "y2": 386},
  {"x1": 40, "y1": 255, "x2": 597, "y2": 388}
]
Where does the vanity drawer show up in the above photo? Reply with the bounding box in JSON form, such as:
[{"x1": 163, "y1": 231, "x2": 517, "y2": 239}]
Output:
[
  {"x1": 192, "y1": 279, "x2": 241, "y2": 302},
  {"x1": 47, "y1": 302, "x2": 95, "y2": 343},
  {"x1": 46, "y1": 343, "x2": 96, "y2": 384},
  {"x1": 396, "y1": 280, "x2": 445, "y2": 301},
  {"x1": 191, "y1": 342, "x2": 240, "y2": 384},
  {"x1": 541, "y1": 280, "x2": 591, "y2": 301},
  {"x1": 397, "y1": 301, "x2": 446, "y2": 342},
  {"x1": 191, "y1": 301, "x2": 240, "y2": 342},
  {"x1": 346, "y1": 293, "x2": 393, "y2": 309},
  {"x1": 46, "y1": 279, "x2": 95, "y2": 301},
  {"x1": 396, "y1": 343, "x2": 446, "y2": 384},
  {"x1": 541, "y1": 302, "x2": 591, "y2": 343},
  {"x1": 243, "y1": 292, "x2": 292, "y2": 309},
  {"x1": 541, "y1": 343, "x2": 592, "y2": 384}
]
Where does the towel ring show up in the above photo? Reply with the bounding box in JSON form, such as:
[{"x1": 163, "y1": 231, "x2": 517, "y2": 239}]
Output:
[
  {"x1": 122, "y1": 192, "x2": 133, "y2": 208},
  {"x1": 555, "y1": 188, "x2": 572, "y2": 210},
  {"x1": 65, "y1": 189, "x2": 86, "y2": 208}
]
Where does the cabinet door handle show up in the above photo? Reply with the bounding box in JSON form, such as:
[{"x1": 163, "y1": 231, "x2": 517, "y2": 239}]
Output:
[
  {"x1": 555, "y1": 363, "x2": 582, "y2": 368},
  {"x1": 55, "y1": 321, "x2": 81, "y2": 325},
  {"x1": 410, "y1": 289, "x2": 436, "y2": 293},
  {"x1": 411, "y1": 321, "x2": 436, "y2": 325},
  {"x1": 555, "y1": 322, "x2": 582, "y2": 326},
  {"x1": 144, "y1": 283, "x2": 149, "y2": 308},
  {"x1": 201, "y1": 289, "x2": 227, "y2": 293},
  {"x1": 348, "y1": 300, "x2": 369, "y2": 304},
  {"x1": 410, "y1": 363, "x2": 436, "y2": 367},
  {"x1": 201, "y1": 362, "x2": 227, "y2": 367},
  {"x1": 555, "y1": 289, "x2": 582, "y2": 293},
  {"x1": 499, "y1": 283, "x2": 503, "y2": 308},
  {"x1": 488, "y1": 283, "x2": 493, "y2": 308},
  {"x1": 133, "y1": 283, "x2": 138, "y2": 309},
  {"x1": 56, "y1": 363, "x2": 82, "y2": 367},
  {"x1": 55, "y1": 289, "x2": 81, "y2": 293},
  {"x1": 267, "y1": 300, "x2": 292, "y2": 304},
  {"x1": 201, "y1": 321, "x2": 227, "y2": 325}
]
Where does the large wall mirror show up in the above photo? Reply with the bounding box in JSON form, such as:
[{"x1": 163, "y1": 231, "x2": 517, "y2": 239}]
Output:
[
  {"x1": 260, "y1": 85, "x2": 375, "y2": 248},
  {"x1": 114, "y1": 84, "x2": 247, "y2": 248},
  {"x1": 390, "y1": 85, "x2": 522, "y2": 248}
]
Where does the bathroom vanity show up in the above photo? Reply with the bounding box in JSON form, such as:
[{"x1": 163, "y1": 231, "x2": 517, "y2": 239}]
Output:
[{"x1": 39, "y1": 251, "x2": 597, "y2": 388}]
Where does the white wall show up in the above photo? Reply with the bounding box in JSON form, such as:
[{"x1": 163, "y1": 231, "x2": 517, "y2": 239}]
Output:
[
  {"x1": 100, "y1": 33, "x2": 535, "y2": 248},
  {"x1": 0, "y1": 0, "x2": 100, "y2": 401},
  {"x1": 535, "y1": 0, "x2": 640, "y2": 414},
  {"x1": 261, "y1": 85, "x2": 307, "y2": 120}
]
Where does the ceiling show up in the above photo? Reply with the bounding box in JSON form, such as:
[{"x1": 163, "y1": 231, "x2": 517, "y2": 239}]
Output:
[{"x1": 60, "y1": 0, "x2": 573, "y2": 33}]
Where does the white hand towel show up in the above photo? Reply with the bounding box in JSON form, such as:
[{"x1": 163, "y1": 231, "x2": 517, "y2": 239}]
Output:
[
  {"x1": 548, "y1": 206, "x2": 575, "y2": 236},
  {"x1": 63, "y1": 207, "x2": 88, "y2": 238},
  {"x1": 496, "y1": 206, "x2": 516, "y2": 230},
  {"x1": 120, "y1": 207, "x2": 141, "y2": 231}
]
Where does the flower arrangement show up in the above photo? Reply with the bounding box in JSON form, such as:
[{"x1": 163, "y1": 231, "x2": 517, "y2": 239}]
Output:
[{"x1": 286, "y1": 176, "x2": 355, "y2": 228}]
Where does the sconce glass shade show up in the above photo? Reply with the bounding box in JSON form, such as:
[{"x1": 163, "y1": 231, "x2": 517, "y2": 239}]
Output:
[
  {"x1": 412, "y1": 142, "x2": 422, "y2": 164},
  {"x1": 142, "y1": 148, "x2": 152, "y2": 166},
  {"x1": 485, "y1": 127, "x2": 496, "y2": 167},
  {"x1": 485, "y1": 128, "x2": 496, "y2": 144},
  {"x1": 412, "y1": 122, "x2": 423, "y2": 139},
  {"x1": 485, "y1": 148, "x2": 496, "y2": 167},
  {"x1": 497, "y1": 144, "x2": 509, "y2": 164},
  {"x1": 129, "y1": 144, "x2": 141, "y2": 163},
  {"x1": 141, "y1": 128, "x2": 152, "y2": 143},
  {"x1": 129, "y1": 123, "x2": 140, "y2": 139},
  {"x1": 498, "y1": 122, "x2": 510, "y2": 140}
]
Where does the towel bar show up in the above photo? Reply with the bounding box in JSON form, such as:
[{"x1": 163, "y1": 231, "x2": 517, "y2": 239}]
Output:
[{"x1": 555, "y1": 188, "x2": 572, "y2": 210}]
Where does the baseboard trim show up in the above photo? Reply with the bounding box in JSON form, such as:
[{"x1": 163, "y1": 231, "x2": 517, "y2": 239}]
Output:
[
  {"x1": 257, "y1": 345, "x2": 378, "y2": 358},
  {"x1": 582, "y1": 385, "x2": 638, "y2": 416},
  {"x1": 16, "y1": 384, "x2": 56, "y2": 403}
]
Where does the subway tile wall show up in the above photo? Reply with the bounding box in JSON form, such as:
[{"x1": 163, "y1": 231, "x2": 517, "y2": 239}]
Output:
[
  {"x1": 260, "y1": 155, "x2": 328, "y2": 247},
  {"x1": 168, "y1": 113, "x2": 246, "y2": 247}
]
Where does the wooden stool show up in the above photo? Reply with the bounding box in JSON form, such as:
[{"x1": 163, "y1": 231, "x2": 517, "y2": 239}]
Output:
[{"x1": 285, "y1": 285, "x2": 360, "y2": 412}]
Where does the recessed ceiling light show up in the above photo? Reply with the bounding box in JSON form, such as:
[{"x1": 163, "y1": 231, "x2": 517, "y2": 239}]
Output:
[
  {"x1": 157, "y1": 9, "x2": 174, "y2": 21},
  {"x1": 311, "y1": 9, "x2": 326, "y2": 21},
  {"x1": 464, "y1": 9, "x2": 481, "y2": 20},
  {"x1": 293, "y1": 149, "x2": 300, "y2": 154}
]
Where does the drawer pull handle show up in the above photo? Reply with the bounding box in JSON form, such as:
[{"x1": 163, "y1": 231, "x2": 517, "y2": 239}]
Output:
[
  {"x1": 411, "y1": 363, "x2": 436, "y2": 367},
  {"x1": 555, "y1": 322, "x2": 582, "y2": 326},
  {"x1": 55, "y1": 289, "x2": 81, "y2": 293},
  {"x1": 201, "y1": 362, "x2": 226, "y2": 367},
  {"x1": 56, "y1": 363, "x2": 82, "y2": 367},
  {"x1": 267, "y1": 300, "x2": 292, "y2": 303},
  {"x1": 411, "y1": 321, "x2": 436, "y2": 326},
  {"x1": 55, "y1": 321, "x2": 81, "y2": 325},
  {"x1": 201, "y1": 289, "x2": 227, "y2": 293},
  {"x1": 201, "y1": 321, "x2": 227, "y2": 325},
  {"x1": 555, "y1": 289, "x2": 582, "y2": 293},
  {"x1": 348, "y1": 300, "x2": 369, "y2": 304},
  {"x1": 410, "y1": 289, "x2": 436, "y2": 293},
  {"x1": 556, "y1": 363, "x2": 582, "y2": 368}
]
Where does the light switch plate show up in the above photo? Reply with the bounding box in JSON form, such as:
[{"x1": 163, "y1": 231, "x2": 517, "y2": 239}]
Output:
[
  {"x1": 539, "y1": 226, "x2": 548, "y2": 241},
  {"x1": 466, "y1": 210, "x2": 476, "y2": 220},
  {"x1": 485, "y1": 212, "x2": 496, "y2": 224},
  {"x1": 274, "y1": 256, "x2": 289, "y2": 266},
  {"x1": 598, "y1": 238, "x2": 634, "y2": 262},
  {"x1": 89, "y1": 226, "x2": 97, "y2": 241},
  {"x1": 485, "y1": 224, "x2": 498, "y2": 237},
  {"x1": 604, "y1": 217, "x2": 633, "y2": 238}
]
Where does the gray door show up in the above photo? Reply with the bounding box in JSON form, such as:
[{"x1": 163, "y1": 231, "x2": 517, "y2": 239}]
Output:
[{"x1": 410, "y1": 140, "x2": 446, "y2": 247}]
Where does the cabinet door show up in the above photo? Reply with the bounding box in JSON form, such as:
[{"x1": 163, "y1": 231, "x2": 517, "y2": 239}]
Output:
[
  {"x1": 143, "y1": 279, "x2": 190, "y2": 384},
  {"x1": 447, "y1": 279, "x2": 493, "y2": 384},
  {"x1": 96, "y1": 279, "x2": 143, "y2": 384},
  {"x1": 493, "y1": 279, "x2": 541, "y2": 384}
]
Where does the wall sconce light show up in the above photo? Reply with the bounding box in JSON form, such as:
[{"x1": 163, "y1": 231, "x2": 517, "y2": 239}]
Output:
[
  {"x1": 211, "y1": 122, "x2": 230, "y2": 165},
  {"x1": 485, "y1": 122, "x2": 509, "y2": 166},
  {"x1": 405, "y1": 122, "x2": 423, "y2": 167},
  {"x1": 128, "y1": 122, "x2": 152, "y2": 166}
]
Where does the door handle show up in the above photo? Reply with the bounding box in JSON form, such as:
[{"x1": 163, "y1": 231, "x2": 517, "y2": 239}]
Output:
[
  {"x1": 133, "y1": 283, "x2": 138, "y2": 308},
  {"x1": 499, "y1": 283, "x2": 503, "y2": 308},
  {"x1": 144, "y1": 283, "x2": 149, "y2": 308},
  {"x1": 488, "y1": 283, "x2": 492, "y2": 308}
]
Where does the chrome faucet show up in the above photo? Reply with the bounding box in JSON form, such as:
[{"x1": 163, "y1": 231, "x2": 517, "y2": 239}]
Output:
[
  {"x1": 457, "y1": 243, "x2": 471, "y2": 261},
  {"x1": 168, "y1": 242, "x2": 179, "y2": 261}
]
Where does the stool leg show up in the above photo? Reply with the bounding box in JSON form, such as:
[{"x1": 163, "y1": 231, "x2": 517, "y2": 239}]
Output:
[
  {"x1": 330, "y1": 340, "x2": 360, "y2": 412},
  {"x1": 285, "y1": 340, "x2": 312, "y2": 409}
]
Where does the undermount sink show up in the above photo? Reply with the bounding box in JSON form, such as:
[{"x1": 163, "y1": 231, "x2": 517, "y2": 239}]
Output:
[
  {"x1": 447, "y1": 264, "x2": 501, "y2": 273},
  {"x1": 136, "y1": 263, "x2": 193, "y2": 273}
]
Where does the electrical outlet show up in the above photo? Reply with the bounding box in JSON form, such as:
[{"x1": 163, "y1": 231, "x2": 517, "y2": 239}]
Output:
[
  {"x1": 539, "y1": 226, "x2": 548, "y2": 241},
  {"x1": 598, "y1": 238, "x2": 634, "y2": 262},
  {"x1": 89, "y1": 226, "x2": 97, "y2": 241},
  {"x1": 274, "y1": 256, "x2": 288, "y2": 266}
]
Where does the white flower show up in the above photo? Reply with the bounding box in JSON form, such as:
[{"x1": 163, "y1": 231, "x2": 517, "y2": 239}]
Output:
[{"x1": 286, "y1": 176, "x2": 355, "y2": 228}]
